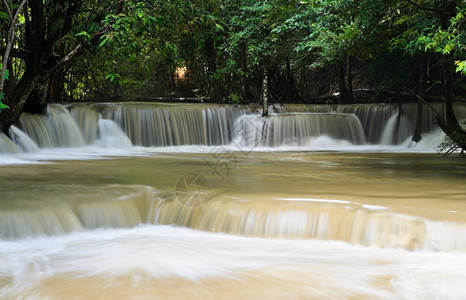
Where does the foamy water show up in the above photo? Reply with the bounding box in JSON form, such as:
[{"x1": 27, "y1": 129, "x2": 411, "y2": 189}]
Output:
[{"x1": 1, "y1": 225, "x2": 466, "y2": 299}]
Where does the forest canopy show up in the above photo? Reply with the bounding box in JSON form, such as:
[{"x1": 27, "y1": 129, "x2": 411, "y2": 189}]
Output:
[{"x1": 0, "y1": 0, "x2": 465, "y2": 132}]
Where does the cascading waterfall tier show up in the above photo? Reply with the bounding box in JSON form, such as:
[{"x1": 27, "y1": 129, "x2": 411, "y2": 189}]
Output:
[
  {"x1": 149, "y1": 195, "x2": 466, "y2": 252},
  {"x1": 2, "y1": 185, "x2": 466, "y2": 252},
  {"x1": 17, "y1": 104, "x2": 85, "y2": 148},
  {"x1": 0, "y1": 131, "x2": 21, "y2": 154},
  {"x1": 101, "y1": 103, "x2": 252, "y2": 146},
  {"x1": 280, "y1": 103, "x2": 446, "y2": 144},
  {"x1": 0, "y1": 185, "x2": 156, "y2": 240},
  {"x1": 0, "y1": 102, "x2": 464, "y2": 152},
  {"x1": 231, "y1": 113, "x2": 367, "y2": 147}
]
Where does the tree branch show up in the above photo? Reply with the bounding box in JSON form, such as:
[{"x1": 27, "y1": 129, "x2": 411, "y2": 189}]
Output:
[
  {"x1": 1, "y1": 0, "x2": 12, "y2": 19},
  {"x1": 0, "y1": 0, "x2": 28, "y2": 99},
  {"x1": 46, "y1": 0, "x2": 124, "y2": 75}
]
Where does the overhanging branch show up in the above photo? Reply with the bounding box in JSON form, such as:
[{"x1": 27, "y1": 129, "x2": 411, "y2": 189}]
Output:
[{"x1": 45, "y1": 0, "x2": 124, "y2": 76}]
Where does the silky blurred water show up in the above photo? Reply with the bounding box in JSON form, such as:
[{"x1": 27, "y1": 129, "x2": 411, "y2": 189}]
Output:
[{"x1": 0, "y1": 151, "x2": 465, "y2": 299}]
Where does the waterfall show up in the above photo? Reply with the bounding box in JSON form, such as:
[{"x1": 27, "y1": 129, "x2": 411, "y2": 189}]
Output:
[
  {"x1": 17, "y1": 104, "x2": 85, "y2": 148},
  {"x1": 0, "y1": 102, "x2": 463, "y2": 153},
  {"x1": 0, "y1": 185, "x2": 155, "y2": 240},
  {"x1": 102, "y1": 103, "x2": 251, "y2": 146},
  {"x1": 379, "y1": 112, "x2": 414, "y2": 145},
  {"x1": 2, "y1": 183, "x2": 466, "y2": 252},
  {"x1": 46, "y1": 104, "x2": 85, "y2": 147},
  {"x1": 232, "y1": 113, "x2": 367, "y2": 147},
  {"x1": 94, "y1": 119, "x2": 133, "y2": 148},
  {"x1": 9, "y1": 125, "x2": 39, "y2": 152},
  {"x1": 0, "y1": 132, "x2": 21, "y2": 154},
  {"x1": 70, "y1": 104, "x2": 101, "y2": 144},
  {"x1": 281, "y1": 103, "x2": 443, "y2": 144},
  {"x1": 149, "y1": 196, "x2": 466, "y2": 252}
]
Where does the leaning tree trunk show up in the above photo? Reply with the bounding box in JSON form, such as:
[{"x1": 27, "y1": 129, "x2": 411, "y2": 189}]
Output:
[
  {"x1": 436, "y1": 56, "x2": 466, "y2": 152},
  {"x1": 0, "y1": 0, "x2": 123, "y2": 134},
  {"x1": 0, "y1": 63, "x2": 41, "y2": 133}
]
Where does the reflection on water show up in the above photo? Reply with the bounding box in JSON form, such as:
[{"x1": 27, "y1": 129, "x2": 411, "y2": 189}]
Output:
[{"x1": 0, "y1": 151, "x2": 466, "y2": 299}]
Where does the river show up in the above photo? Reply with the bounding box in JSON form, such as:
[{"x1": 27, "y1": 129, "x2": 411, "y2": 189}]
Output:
[{"x1": 0, "y1": 103, "x2": 465, "y2": 299}]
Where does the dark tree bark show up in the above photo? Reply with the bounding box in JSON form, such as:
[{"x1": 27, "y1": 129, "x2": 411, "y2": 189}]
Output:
[
  {"x1": 0, "y1": 0, "x2": 28, "y2": 104},
  {"x1": 346, "y1": 55, "x2": 354, "y2": 104},
  {"x1": 412, "y1": 53, "x2": 426, "y2": 143},
  {"x1": 335, "y1": 61, "x2": 349, "y2": 104},
  {"x1": 0, "y1": 0, "x2": 123, "y2": 133},
  {"x1": 261, "y1": 66, "x2": 269, "y2": 117},
  {"x1": 286, "y1": 56, "x2": 301, "y2": 101},
  {"x1": 436, "y1": 57, "x2": 466, "y2": 152},
  {"x1": 204, "y1": 36, "x2": 221, "y2": 101},
  {"x1": 239, "y1": 40, "x2": 247, "y2": 102}
]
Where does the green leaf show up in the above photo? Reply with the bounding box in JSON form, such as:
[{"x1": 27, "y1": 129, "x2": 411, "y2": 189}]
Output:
[
  {"x1": 0, "y1": 93, "x2": 9, "y2": 111},
  {"x1": 455, "y1": 60, "x2": 466, "y2": 75},
  {"x1": 76, "y1": 31, "x2": 91, "y2": 41},
  {"x1": 215, "y1": 23, "x2": 224, "y2": 32},
  {"x1": 99, "y1": 37, "x2": 108, "y2": 48}
]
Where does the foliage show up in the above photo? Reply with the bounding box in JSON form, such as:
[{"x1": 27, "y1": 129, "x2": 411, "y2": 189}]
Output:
[
  {"x1": 1, "y1": 0, "x2": 466, "y2": 104},
  {"x1": 437, "y1": 122, "x2": 466, "y2": 156},
  {"x1": 0, "y1": 64, "x2": 9, "y2": 111},
  {"x1": 228, "y1": 93, "x2": 241, "y2": 104}
]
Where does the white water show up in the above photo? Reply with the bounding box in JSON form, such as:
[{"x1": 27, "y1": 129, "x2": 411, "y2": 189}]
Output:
[
  {"x1": 2, "y1": 225, "x2": 466, "y2": 299},
  {"x1": 0, "y1": 102, "x2": 458, "y2": 157},
  {"x1": 94, "y1": 119, "x2": 133, "y2": 148}
]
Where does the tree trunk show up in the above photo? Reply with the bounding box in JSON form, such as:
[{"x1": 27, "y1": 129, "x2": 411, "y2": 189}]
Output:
[
  {"x1": 0, "y1": 64, "x2": 40, "y2": 133},
  {"x1": 46, "y1": 72, "x2": 64, "y2": 102},
  {"x1": 412, "y1": 53, "x2": 426, "y2": 143},
  {"x1": 261, "y1": 66, "x2": 269, "y2": 117},
  {"x1": 286, "y1": 56, "x2": 300, "y2": 101},
  {"x1": 239, "y1": 40, "x2": 248, "y2": 102},
  {"x1": 23, "y1": 74, "x2": 48, "y2": 113},
  {"x1": 436, "y1": 56, "x2": 466, "y2": 152},
  {"x1": 0, "y1": 0, "x2": 28, "y2": 103},
  {"x1": 335, "y1": 61, "x2": 349, "y2": 104},
  {"x1": 204, "y1": 36, "x2": 221, "y2": 101},
  {"x1": 346, "y1": 55, "x2": 354, "y2": 104},
  {"x1": 0, "y1": 0, "x2": 123, "y2": 134}
]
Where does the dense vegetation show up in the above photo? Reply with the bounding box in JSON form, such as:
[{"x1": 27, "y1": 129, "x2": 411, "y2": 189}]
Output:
[{"x1": 1, "y1": 0, "x2": 466, "y2": 148}]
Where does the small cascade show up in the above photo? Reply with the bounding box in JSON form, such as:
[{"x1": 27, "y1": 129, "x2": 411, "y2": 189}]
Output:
[
  {"x1": 0, "y1": 203, "x2": 84, "y2": 239},
  {"x1": 0, "y1": 185, "x2": 155, "y2": 240},
  {"x1": 281, "y1": 103, "x2": 443, "y2": 144},
  {"x1": 149, "y1": 196, "x2": 466, "y2": 252},
  {"x1": 379, "y1": 112, "x2": 414, "y2": 145},
  {"x1": 17, "y1": 104, "x2": 86, "y2": 148},
  {"x1": 232, "y1": 113, "x2": 367, "y2": 147},
  {"x1": 47, "y1": 104, "x2": 85, "y2": 147},
  {"x1": 102, "y1": 103, "x2": 251, "y2": 146},
  {"x1": 0, "y1": 132, "x2": 21, "y2": 154},
  {"x1": 18, "y1": 113, "x2": 57, "y2": 148},
  {"x1": 94, "y1": 119, "x2": 133, "y2": 148},
  {"x1": 70, "y1": 104, "x2": 101, "y2": 144},
  {"x1": 9, "y1": 125, "x2": 39, "y2": 152}
]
